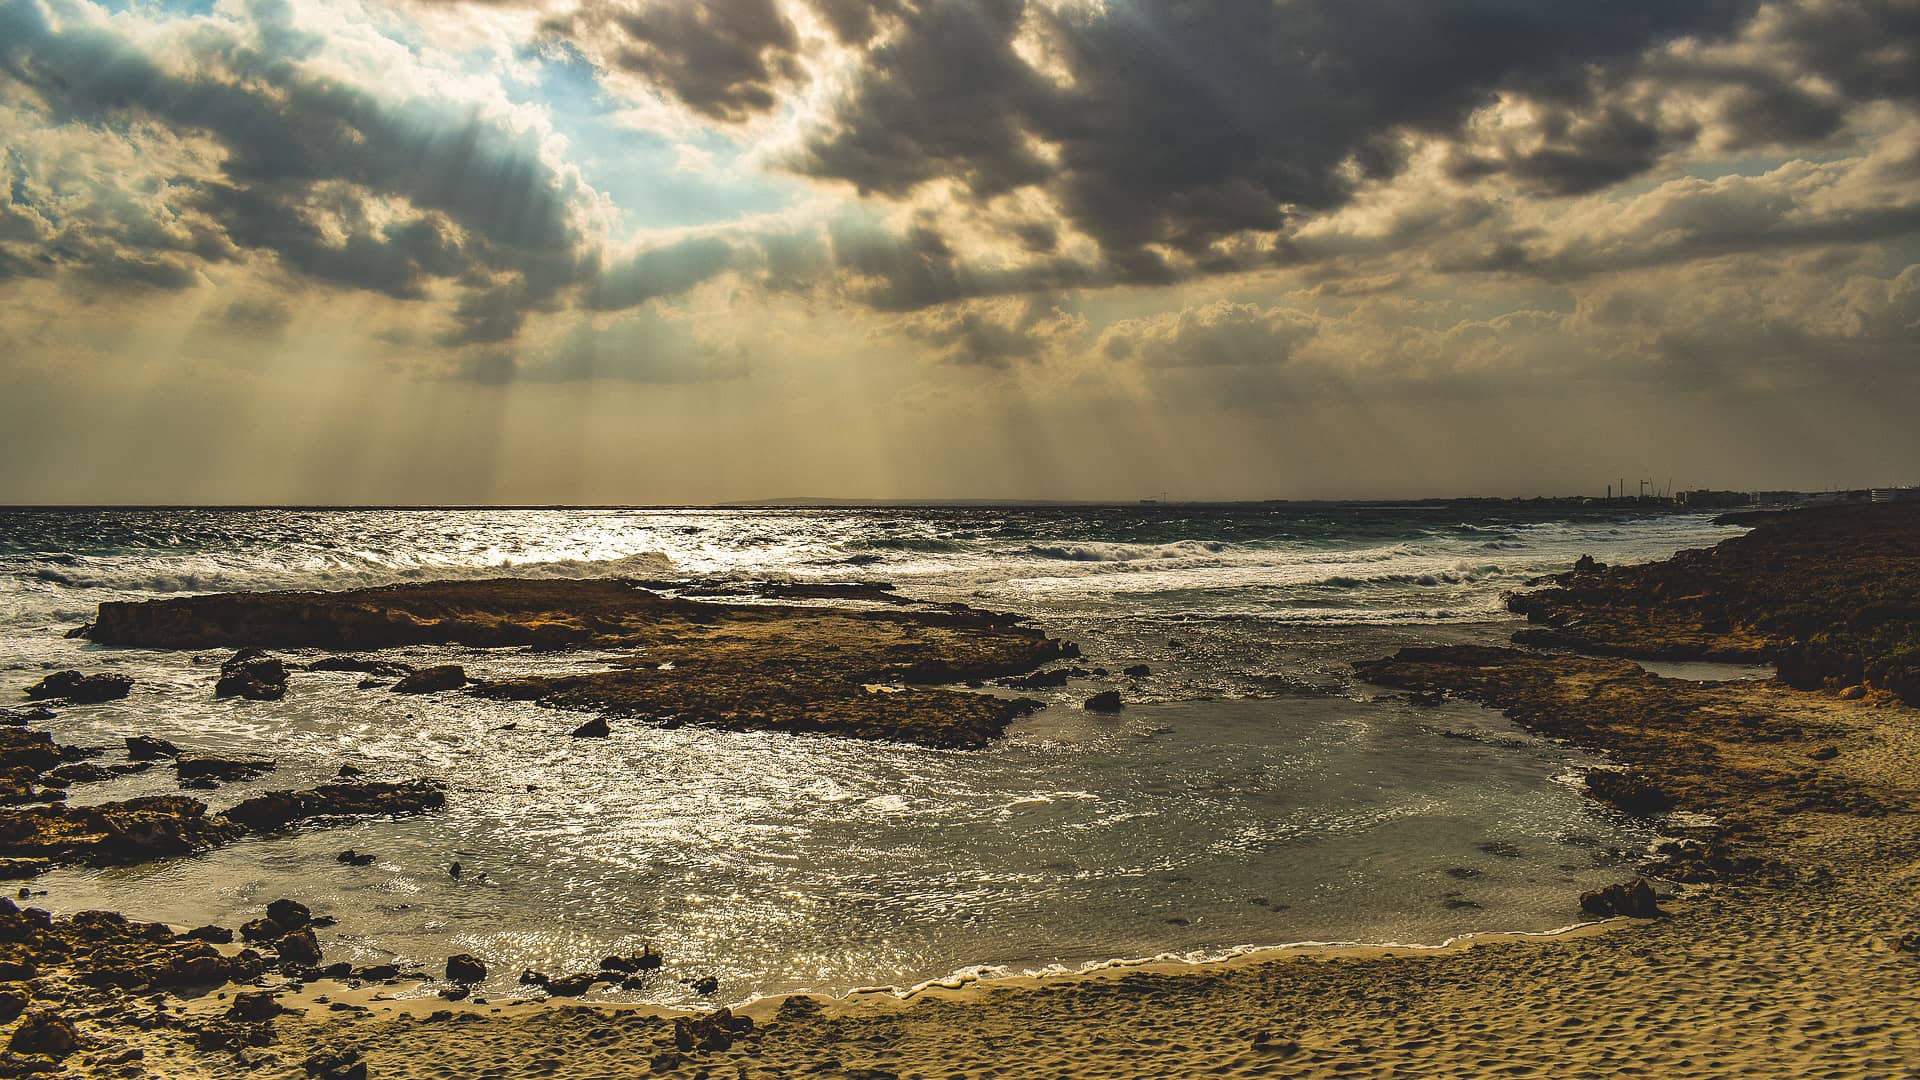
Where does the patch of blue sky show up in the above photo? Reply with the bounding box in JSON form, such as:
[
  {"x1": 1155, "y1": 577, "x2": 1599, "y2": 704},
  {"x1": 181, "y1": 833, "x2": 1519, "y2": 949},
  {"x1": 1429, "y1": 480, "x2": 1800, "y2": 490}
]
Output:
[{"x1": 507, "y1": 40, "x2": 812, "y2": 236}]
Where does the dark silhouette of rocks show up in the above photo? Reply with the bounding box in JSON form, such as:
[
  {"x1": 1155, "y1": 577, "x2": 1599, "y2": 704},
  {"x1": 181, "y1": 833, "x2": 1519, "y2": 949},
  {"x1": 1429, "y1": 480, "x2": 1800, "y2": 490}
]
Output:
[
  {"x1": 569, "y1": 717, "x2": 610, "y2": 738},
  {"x1": 1084, "y1": 691, "x2": 1124, "y2": 712},
  {"x1": 22, "y1": 670, "x2": 131, "y2": 704},
  {"x1": 214, "y1": 648, "x2": 288, "y2": 700}
]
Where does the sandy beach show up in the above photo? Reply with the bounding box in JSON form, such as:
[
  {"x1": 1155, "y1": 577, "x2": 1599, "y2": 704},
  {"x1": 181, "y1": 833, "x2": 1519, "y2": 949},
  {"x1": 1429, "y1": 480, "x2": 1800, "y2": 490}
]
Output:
[{"x1": 9, "y1": 503, "x2": 1920, "y2": 1078}]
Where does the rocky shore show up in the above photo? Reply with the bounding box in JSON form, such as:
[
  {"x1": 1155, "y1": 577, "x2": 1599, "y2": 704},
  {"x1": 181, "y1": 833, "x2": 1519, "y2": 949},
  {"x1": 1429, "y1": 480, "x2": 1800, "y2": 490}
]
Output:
[
  {"x1": 8, "y1": 504, "x2": 1920, "y2": 1077},
  {"x1": 81, "y1": 578, "x2": 1073, "y2": 748}
]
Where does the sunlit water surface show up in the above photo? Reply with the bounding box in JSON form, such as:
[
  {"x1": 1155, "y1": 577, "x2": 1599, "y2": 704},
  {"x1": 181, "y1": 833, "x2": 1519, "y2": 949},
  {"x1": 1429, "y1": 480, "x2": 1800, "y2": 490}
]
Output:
[{"x1": 0, "y1": 506, "x2": 1745, "y2": 1005}]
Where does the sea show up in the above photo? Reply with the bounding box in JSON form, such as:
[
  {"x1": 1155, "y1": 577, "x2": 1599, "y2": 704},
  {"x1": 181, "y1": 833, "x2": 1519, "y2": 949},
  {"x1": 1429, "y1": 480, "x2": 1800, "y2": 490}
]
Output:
[{"x1": 0, "y1": 504, "x2": 1754, "y2": 1006}]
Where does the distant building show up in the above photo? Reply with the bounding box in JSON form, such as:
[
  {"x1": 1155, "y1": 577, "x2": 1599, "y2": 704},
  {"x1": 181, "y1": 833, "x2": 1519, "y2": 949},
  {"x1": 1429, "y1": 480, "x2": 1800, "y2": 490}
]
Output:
[
  {"x1": 1753, "y1": 491, "x2": 1807, "y2": 506},
  {"x1": 1870, "y1": 487, "x2": 1920, "y2": 503},
  {"x1": 1676, "y1": 489, "x2": 1754, "y2": 509}
]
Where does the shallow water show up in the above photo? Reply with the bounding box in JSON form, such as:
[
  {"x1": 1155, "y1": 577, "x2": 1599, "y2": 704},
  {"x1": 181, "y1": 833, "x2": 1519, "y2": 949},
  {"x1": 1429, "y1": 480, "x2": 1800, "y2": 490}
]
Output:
[{"x1": 0, "y1": 505, "x2": 1742, "y2": 1005}]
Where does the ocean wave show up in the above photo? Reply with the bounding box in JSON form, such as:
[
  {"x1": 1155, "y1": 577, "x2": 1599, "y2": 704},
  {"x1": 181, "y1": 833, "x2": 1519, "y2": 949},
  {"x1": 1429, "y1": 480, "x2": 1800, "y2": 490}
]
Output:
[
  {"x1": 1024, "y1": 540, "x2": 1231, "y2": 563},
  {"x1": 12, "y1": 549, "x2": 676, "y2": 596}
]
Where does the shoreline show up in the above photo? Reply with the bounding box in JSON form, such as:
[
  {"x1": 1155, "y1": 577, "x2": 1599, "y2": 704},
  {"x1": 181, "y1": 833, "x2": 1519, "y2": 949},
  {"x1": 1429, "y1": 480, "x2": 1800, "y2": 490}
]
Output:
[{"x1": 7, "y1": 502, "x2": 1920, "y2": 1077}]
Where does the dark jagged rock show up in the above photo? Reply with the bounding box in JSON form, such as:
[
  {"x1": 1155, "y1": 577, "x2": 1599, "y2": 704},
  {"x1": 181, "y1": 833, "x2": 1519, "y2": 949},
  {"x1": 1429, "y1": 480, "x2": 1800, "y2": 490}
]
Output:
[
  {"x1": 0, "y1": 707, "x2": 55, "y2": 727},
  {"x1": 0, "y1": 797, "x2": 244, "y2": 869},
  {"x1": 1083, "y1": 691, "x2": 1124, "y2": 713},
  {"x1": 999, "y1": 668, "x2": 1077, "y2": 689},
  {"x1": 570, "y1": 717, "x2": 610, "y2": 738},
  {"x1": 0, "y1": 730, "x2": 88, "y2": 775},
  {"x1": 267, "y1": 899, "x2": 312, "y2": 929},
  {"x1": 124, "y1": 736, "x2": 180, "y2": 761},
  {"x1": 336, "y1": 850, "x2": 376, "y2": 866},
  {"x1": 229, "y1": 991, "x2": 282, "y2": 1022},
  {"x1": 673, "y1": 1007, "x2": 751, "y2": 1052},
  {"x1": 275, "y1": 927, "x2": 323, "y2": 966},
  {"x1": 7, "y1": 1010, "x2": 77, "y2": 1056},
  {"x1": 599, "y1": 946, "x2": 662, "y2": 974},
  {"x1": 445, "y1": 954, "x2": 486, "y2": 984},
  {"x1": 175, "y1": 756, "x2": 277, "y2": 785},
  {"x1": 88, "y1": 577, "x2": 1074, "y2": 748},
  {"x1": 690, "y1": 975, "x2": 719, "y2": 995},
  {"x1": 222, "y1": 779, "x2": 447, "y2": 833},
  {"x1": 23, "y1": 671, "x2": 131, "y2": 704},
  {"x1": 215, "y1": 649, "x2": 289, "y2": 701},
  {"x1": 185, "y1": 925, "x2": 234, "y2": 944},
  {"x1": 45, "y1": 761, "x2": 152, "y2": 786},
  {"x1": 1123, "y1": 664, "x2": 1152, "y2": 677},
  {"x1": 391, "y1": 665, "x2": 466, "y2": 694},
  {"x1": 1579, "y1": 878, "x2": 1661, "y2": 919}
]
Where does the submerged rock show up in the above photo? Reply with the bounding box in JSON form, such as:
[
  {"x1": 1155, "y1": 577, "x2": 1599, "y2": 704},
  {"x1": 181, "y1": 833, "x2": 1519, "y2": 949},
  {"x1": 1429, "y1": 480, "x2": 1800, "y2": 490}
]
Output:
[
  {"x1": 305, "y1": 655, "x2": 415, "y2": 678},
  {"x1": 1083, "y1": 691, "x2": 1124, "y2": 713},
  {"x1": 222, "y1": 779, "x2": 446, "y2": 833},
  {"x1": 175, "y1": 756, "x2": 277, "y2": 786},
  {"x1": 124, "y1": 735, "x2": 180, "y2": 760},
  {"x1": 23, "y1": 670, "x2": 132, "y2": 704},
  {"x1": 391, "y1": 665, "x2": 466, "y2": 694},
  {"x1": 215, "y1": 649, "x2": 289, "y2": 701}
]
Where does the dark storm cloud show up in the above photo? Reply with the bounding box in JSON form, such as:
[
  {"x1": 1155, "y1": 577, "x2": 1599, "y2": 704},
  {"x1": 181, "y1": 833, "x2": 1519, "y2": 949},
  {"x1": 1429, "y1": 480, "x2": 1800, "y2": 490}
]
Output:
[
  {"x1": 793, "y1": 0, "x2": 1761, "y2": 270},
  {"x1": 557, "y1": 0, "x2": 802, "y2": 121},
  {"x1": 0, "y1": 0, "x2": 594, "y2": 317}
]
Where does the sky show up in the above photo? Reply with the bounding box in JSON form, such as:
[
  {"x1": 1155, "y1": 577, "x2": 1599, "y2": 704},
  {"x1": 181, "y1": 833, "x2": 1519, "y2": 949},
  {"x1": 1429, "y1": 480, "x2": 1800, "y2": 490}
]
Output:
[{"x1": 1, "y1": 0, "x2": 1918, "y2": 504}]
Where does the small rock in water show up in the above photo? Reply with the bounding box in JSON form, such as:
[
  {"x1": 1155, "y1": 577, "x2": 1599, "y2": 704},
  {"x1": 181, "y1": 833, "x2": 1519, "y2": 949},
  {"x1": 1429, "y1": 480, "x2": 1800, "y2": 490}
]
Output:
[
  {"x1": 1123, "y1": 664, "x2": 1151, "y2": 677},
  {"x1": 1809, "y1": 744, "x2": 1840, "y2": 761},
  {"x1": 689, "y1": 975, "x2": 719, "y2": 995},
  {"x1": 1407, "y1": 689, "x2": 1446, "y2": 707},
  {"x1": 600, "y1": 946, "x2": 663, "y2": 974},
  {"x1": 570, "y1": 717, "x2": 611, "y2": 738},
  {"x1": 214, "y1": 649, "x2": 289, "y2": 701},
  {"x1": 25, "y1": 670, "x2": 133, "y2": 704},
  {"x1": 446, "y1": 953, "x2": 487, "y2": 984},
  {"x1": 125, "y1": 735, "x2": 181, "y2": 760},
  {"x1": 449, "y1": 860, "x2": 462, "y2": 879},
  {"x1": 391, "y1": 665, "x2": 466, "y2": 694},
  {"x1": 267, "y1": 898, "x2": 312, "y2": 929},
  {"x1": 337, "y1": 849, "x2": 376, "y2": 866},
  {"x1": 1083, "y1": 691, "x2": 1124, "y2": 713}
]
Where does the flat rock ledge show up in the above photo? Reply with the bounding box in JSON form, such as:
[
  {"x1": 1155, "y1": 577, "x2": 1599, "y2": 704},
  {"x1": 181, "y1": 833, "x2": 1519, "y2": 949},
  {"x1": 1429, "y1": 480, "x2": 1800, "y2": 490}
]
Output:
[{"x1": 86, "y1": 578, "x2": 1074, "y2": 748}]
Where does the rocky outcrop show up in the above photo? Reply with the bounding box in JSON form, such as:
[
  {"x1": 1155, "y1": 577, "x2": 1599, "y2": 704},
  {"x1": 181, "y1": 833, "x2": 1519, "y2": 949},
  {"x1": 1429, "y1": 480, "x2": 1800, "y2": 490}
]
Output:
[
  {"x1": 215, "y1": 649, "x2": 288, "y2": 700},
  {"x1": 221, "y1": 779, "x2": 447, "y2": 833},
  {"x1": 85, "y1": 577, "x2": 1073, "y2": 748},
  {"x1": 0, "y1": 797, "x2": 244, "y2": 867},
  {"x1": 1509, "y1": 502, "x2": 1920, "y2": 703},
  {"x1": 1083, "y1": 691, "x2": 1123, "y2": 713},
  {"x1": 22, "y1": 671, "x2": 131, "y2": 704},
  {"x1": 125, "y1": 735, "x2": 179, "y2": 760}
]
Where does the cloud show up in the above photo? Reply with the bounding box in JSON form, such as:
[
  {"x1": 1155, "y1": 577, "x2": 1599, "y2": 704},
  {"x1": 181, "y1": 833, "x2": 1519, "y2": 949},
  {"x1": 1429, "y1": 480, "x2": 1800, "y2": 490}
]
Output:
[
  {"x1": 0, "y1": 0, "x2": 597, "y2": 321},
  {"x1": 552, "y1": 0, "x2": 803, "y2": 122}
]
